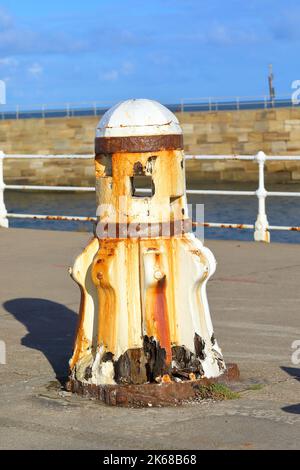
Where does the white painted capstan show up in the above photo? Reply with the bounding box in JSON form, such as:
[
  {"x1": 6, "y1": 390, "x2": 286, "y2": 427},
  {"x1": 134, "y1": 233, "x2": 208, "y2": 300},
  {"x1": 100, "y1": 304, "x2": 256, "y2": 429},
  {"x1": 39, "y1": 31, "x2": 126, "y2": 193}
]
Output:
[
  {"x1": 96, "y1": 99, "x2": 182, "y2": 138},
  {"x1": 69, "y1": 99, "x2": 227, "y2": 403}
]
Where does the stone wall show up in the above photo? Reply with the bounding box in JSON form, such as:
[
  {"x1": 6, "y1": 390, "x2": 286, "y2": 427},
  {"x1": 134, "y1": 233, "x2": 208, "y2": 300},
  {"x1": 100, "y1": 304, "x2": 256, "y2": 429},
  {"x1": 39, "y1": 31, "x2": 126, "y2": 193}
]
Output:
[
  {"x1": 1, "y1": 107, "x2": 300, "y2": 185},
  {"x1": 180, "y1": 107, "x2": 300, "y2": 184}
]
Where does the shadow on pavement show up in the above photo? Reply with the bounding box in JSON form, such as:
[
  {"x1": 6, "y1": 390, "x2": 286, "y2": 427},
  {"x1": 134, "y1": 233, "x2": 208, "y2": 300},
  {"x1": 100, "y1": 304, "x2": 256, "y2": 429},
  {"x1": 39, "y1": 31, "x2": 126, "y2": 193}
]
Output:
[
  {"x1": 281, "y1": 366, "x2": 300, "y2": 415},
  {"x1": 281, "y1": 404, "x2": 300, "y2": 414},
  {"x1": 3, "y1": 298, "x2": 78, "y2": 380},
  {"x1": 281, "y1": 366, "x2": 300, "y2": 381}
]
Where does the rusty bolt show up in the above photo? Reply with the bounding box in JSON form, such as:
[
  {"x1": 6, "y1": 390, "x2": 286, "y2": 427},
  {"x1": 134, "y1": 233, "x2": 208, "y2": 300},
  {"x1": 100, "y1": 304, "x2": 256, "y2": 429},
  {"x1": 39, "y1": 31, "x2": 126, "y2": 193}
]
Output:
[{"x1": 154, "y1": 270, "x2": 164, "y2": 280}]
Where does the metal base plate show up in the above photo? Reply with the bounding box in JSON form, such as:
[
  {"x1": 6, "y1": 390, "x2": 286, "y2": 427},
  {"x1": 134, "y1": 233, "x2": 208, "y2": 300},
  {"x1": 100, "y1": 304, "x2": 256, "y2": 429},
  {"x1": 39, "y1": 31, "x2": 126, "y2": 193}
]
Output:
[{"x1": 66, "y1": 363, "x2": 240, "y2": 407}]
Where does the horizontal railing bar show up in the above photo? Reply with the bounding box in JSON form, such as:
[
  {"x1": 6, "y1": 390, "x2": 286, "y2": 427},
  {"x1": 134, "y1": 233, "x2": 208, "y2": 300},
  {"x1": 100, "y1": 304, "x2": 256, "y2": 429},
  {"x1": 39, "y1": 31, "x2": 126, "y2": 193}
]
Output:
[
  {"x1": 268, "y1": 225, "x2": 300, "y2": 231},
  {"x1": 185, "y1": 155, "x2": 254, "y2": 161},
  {"x1": 190, "y1": 190, "x2": 300, "y2": 197},
  {"x1": 5, "y1": 186, "x2": 300, "y2": 198},
  {"x1": 2, "y1": 154, "x2": 254, "y2": 161},
  {"x1": 5, "y1": 185, "x2": 95, "y2": 192},
  {"x1": 7, "y1": 213, "x2": 97, "y2": 222},
  {"x1": 268, "y1": 191, "x2": 300, "y2": 197},
  {"x1": 200, "y1": 223, "x2": 299, "y2": 231},
  {"x1": 186, "y1": 155, "x2": 300, "y2": 161},
  {"x1": 6, "y1": 213, "x2": 300, "y2": 232},
  {"x1": 188, "y1": 190, "x2": 256, "y2": 196},
  {"x1": 4, "y1": 186, "x2": 256, "y2": 196},
  {"x1": 266, "y1": 156, "x2": 300, "y2": 161},
  {"x1": 1, "y1": 154, "x2": 93, "y2": 160},
  {"x1": 107, "y1": 189, "x2": 258, "y2": 197},
  {"x1": 200, "y1": 222, "x2": 254, "y2": 229},
  {"x1": 2, "y1": 154, "x2": 300, "y2": 162}
]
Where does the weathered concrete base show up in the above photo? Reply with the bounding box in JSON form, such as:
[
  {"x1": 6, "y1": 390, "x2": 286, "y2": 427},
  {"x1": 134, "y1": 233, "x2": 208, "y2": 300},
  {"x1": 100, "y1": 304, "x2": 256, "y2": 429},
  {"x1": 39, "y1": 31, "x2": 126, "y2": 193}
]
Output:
[{"x1": 66, "y1": 363, "x2": 239, "y2": 407}]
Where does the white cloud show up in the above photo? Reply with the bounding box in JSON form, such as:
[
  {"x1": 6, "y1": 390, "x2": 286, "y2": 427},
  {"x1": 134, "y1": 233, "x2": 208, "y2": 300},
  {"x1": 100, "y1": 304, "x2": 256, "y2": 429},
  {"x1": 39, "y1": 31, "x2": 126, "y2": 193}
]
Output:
[
  {"x1": 121, "y1": 61, "x2": 134, "y2": 76},
  {"x1": 101, "y1": 61, "x2": 135, "y2": 81},
  {"x1": 0, "y1": 57, "x2": 19, "y2": 68},
  {"x1": 272, "y1": 9, "x2": 300, "y2": 42},
  {"x1": 0, "y1": 7, "x2": 13, "y2": 29},
  {"x1": 28, "y1": 63, "x2": 43, "y2": 78},
  {"x1": 102, "y1": 69, "x2": 119, "y2": 81},
  {"x1": 0, "y1": 7, "x2": 91, "y2": 55}
]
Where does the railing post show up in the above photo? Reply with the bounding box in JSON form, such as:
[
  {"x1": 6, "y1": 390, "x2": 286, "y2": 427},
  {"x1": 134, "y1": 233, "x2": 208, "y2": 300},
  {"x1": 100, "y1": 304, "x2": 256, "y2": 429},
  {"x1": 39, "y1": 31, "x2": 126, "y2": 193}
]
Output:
[
  {"x1": 0, "y1": 151, "x2": 8, "y2": 228},
  {"x1": 254, "y1": 151, "x2": 270, "y2": 242},
  {"x1": 180, "y1": 98, "x2": 184, "y2": 113}
]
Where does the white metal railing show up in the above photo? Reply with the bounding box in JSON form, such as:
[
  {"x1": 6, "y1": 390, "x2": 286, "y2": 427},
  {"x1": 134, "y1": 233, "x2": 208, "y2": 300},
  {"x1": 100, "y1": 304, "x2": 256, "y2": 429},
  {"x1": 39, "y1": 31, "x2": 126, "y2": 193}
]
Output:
[
  {"x1": 1, "y1": 94, "x2": 300, "y2": 120},
  {"x1": 0, "y1": 151, "x2": 300, "y2": 242}
]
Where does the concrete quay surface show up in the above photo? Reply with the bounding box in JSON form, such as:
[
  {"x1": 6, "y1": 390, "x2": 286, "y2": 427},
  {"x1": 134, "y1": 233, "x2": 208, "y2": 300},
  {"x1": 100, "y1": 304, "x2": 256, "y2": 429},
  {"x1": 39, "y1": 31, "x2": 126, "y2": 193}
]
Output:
[{"x1": 0, "y1": 228, "x2": 299, "y2": 450}]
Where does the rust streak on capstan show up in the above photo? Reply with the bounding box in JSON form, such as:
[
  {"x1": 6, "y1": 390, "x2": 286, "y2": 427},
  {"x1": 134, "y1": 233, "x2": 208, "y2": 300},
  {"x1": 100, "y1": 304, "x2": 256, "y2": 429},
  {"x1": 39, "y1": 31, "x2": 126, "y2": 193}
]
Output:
[
  {"x1": 154, "y1": 276, "x2": 172, "y2": 363},
  {"x1": 166, "y1": 238, "x2": 178, "y2": 345},
  {"x1": 69, "y1": 238, "x2": 98, "y2": 370},
  {"x1": 143, "y1": 239, "x2": 172, "y2": 366},
  {"x1": 93, "y1": 239, "x2": 118, "y2": 354},
  {"x1": 123, "y1": 238, "x2": 141, "y2": 349},
  {"x1": 69, "y1": 283, "x2": 90, "y2": 370}
]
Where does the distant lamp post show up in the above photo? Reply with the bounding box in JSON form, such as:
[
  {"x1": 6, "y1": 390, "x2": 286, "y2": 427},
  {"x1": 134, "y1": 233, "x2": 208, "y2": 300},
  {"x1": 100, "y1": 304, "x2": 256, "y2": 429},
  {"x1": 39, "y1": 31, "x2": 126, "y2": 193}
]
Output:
[{"x1": 268, "y1": 64, "x2": 275, "y2": 107}]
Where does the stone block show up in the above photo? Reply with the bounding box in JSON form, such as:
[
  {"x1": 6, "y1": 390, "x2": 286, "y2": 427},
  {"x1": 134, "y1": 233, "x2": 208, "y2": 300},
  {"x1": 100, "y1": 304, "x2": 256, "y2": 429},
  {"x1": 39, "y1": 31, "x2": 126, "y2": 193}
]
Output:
[
  {"x1": 264, "y1": 172, "x2": 291, "y2": 183},
  {"x1": 263, "y1": 132, "x2": 290, "y2": 141},
  {"x1": 268, "y1": 120, "x2": 285, "y2": 132},
  {"x1": 286, "y1": 140, "x2": 300, "y2": 151},
  {"x1": 265, "y1": 162, "x2": 286, "y2": 173},
  {"x1": 291, "y1": 171, "x2": 300, "y2": 180},
  {"x1": 271, "y1": 141, "x2": 288, "y2": 153},
  {"x1": 206, "y1": 133, "x2": 223, "y2": 143},
  {"x1": 242, "y1": 142, "x2": 263, "y2": 154},
  {"x1": 256, "y1": 110, "x2": 277, "y2": 121},
  {"x1": 237, "y1": 133, "x2": 248, "y2": 143},
  {"x1": 289, "y1": 130, "x2": 300, "y2": 141},
  {"x1": 180, "y1": 123, "x2": 194, "y2": 133},
  {"x1": 254, "y1": 121, "x2": 269, "y2": 132},
  {"x1": 220, "y1": 170, "x2": 257, "y2": 182},
  {"x1": 284, "y1": 119, "x2": 300, "y2": 131}
]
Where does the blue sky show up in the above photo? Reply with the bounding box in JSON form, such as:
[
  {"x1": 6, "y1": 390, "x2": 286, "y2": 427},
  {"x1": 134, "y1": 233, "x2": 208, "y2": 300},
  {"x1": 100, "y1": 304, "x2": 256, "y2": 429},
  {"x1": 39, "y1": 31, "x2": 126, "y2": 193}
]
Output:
[{"x1": 0, "y1": 0, "x2": 299, "y2": 107}]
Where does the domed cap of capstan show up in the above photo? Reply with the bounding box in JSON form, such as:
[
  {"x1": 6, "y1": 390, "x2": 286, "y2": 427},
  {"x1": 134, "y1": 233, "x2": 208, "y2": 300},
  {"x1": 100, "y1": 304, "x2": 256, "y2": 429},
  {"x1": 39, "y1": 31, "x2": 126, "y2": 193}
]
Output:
[{"x1": 95, "y1": 99, "x2": 183, "y2": 154}]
